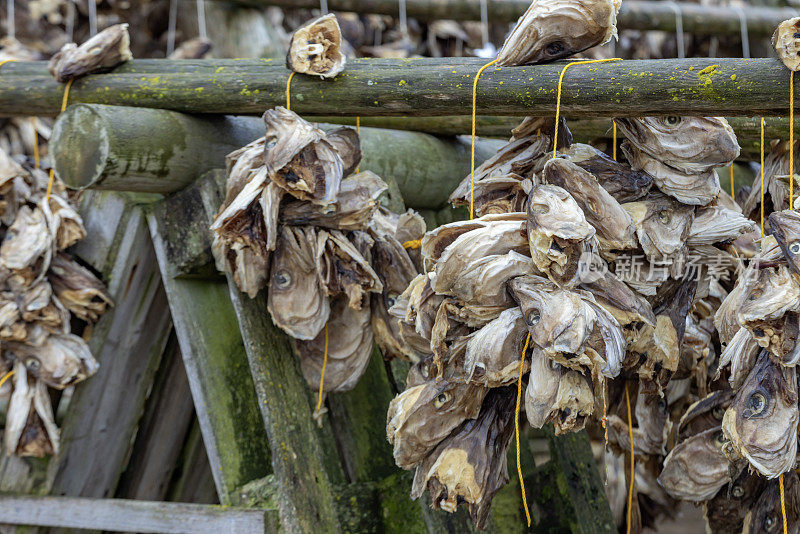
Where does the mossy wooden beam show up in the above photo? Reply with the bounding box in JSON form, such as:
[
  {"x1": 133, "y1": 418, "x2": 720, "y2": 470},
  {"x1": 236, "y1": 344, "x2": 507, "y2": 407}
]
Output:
[
  {"x1": 52, "y1": 104, "x2": 502, "y2": 209},
  {"x1": 228, "y1": 0, "x2": 795, "y2": 37},
  {"x1": 3, "y1": 58, "x2": 796, "y2": 118},
  {"x1": 147, "y1": 179, "x2": 273, "y2": 504}
]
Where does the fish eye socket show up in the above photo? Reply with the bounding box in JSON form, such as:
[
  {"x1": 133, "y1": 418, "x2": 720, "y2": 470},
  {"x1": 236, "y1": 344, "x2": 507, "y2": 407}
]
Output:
[
  {"x1": 24, "y1": 357, "x2": 40, "y2": 371},
  {"x1": 526, "y1": 309, "x2": 541, "y2": 326},
  {"x1": 386, "y1": 294, "x2": 398, "y2": 307},
  {"x1": 433, "y1": 392, "x2": 452, "y2": 408},
  {"x1": 731, "y1": 485, "x2": 744, "y2": 498},
  {"x1": 764, "y1": 513, "x2": 777, "y2": 531},
  {"x1": 89, "y1": 46, "x2": 103, "y2": 55},
  {"x1": 531, "y1": 203, "x2": 550, "y2": 214},
  {"x1": 745, "y1": 391, "x2": 767, "y2": 417},
  {"x1": 273, "y1": 271, "x2": 292, "y2": 289},
  {"x1": 664, "y1": 116, "x2": 681, "y2": 126},
  {"x1": 658, "y1": 209, "x2": 672, "y2": 225},
  {"x1": 420, "y1": 363, "x2": 429, "y2": 378},
  {"x1": 265, "y1": 137, "x2": 278, "y2": 149},
  {"x1": 545, "y1": 41, "x2": 565, "y2": 56},
  {"x1": 790, "y1": 241, "x2": 800, "y2": 255},
  {"x1": 712, "y1": 406, "x2": 725, "y2": 420},
  {"x1": 713, "y1": 431, "x2": 726, "y2": 446}
]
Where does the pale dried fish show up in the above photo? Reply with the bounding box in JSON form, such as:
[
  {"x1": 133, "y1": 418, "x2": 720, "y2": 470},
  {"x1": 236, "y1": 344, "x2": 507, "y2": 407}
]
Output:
[
  {"x1": 450, "y1": 251, "x2": 536, "y2": 307},
  {"x1": 4, "y1": 362, "x2": 59, "y2": 457},
  {"x1": 316, "y1": 229, "x2": 382, "y2": 309},
  {"x1": 48, "y1": 253, "x2": 113, "y2": 323},
  {"x1": 464, "y1": 308, "x2": 529, "y2": 387},
  {"x1": 0, "y1": 204, "x2": 53, "y2": 290},
  {"x1": 557, "y1": 143, "x2": 652, "y2": 202},
  {"x1": 410, "y1": 387, "x2": 515, "y2": 529},
  {"x1": 658, "y1": 427, "x2": 730, "y2": 501},
  {"x1": 267, "y1": 226, "x2": 329, "y2": 340},
  {"x1": 386, "y1": 380, "x2": 487, "y2": 469},
  {"x1": 716, "y1": 328, "x2": 760, "y2": 390},
  {"x1": 622, "y1": 191, "x2": 694, "y2": 265},
  {"x1": 773, "y1": 17, "x2": 800, "y2": 71},
  {"x1": 688, "y1": 205, "x2": 757, "y2": 246},
  {"x1": 48, "y1": 23, "x2": 132, "y2": 82},
  {"x1": 286, "y1": 14, "x2": 346, "y2": 78},
  {"x1": 722, "y1": 351, "x2": 798, "y2": 478},
  {"x1": 496, "y1": 0, "x2": 620, "y2": 66},
  {"x1": 6, "y1": 333, "x2": 98, "y2": 389},
  {"x1": 47, "y1": 194, "x2": 86, "y2": 250}
]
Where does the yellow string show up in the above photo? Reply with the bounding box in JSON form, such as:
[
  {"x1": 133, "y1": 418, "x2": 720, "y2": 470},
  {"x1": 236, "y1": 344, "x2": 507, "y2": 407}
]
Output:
[
  {"x1": 729, "y1": 165, "x2": 735, "y2": 197},
  {"x1": 612, "y1": 121, "x2": 617, "y2": 162},
  {"x1": 0, "y1": 59, "x2": 16, "y2": 69},
  {"x1": 286, "y1": 71, "x2": 296, "y2": 111},
  {"x1": 402, "y1": 239, "x2": 421, "y2": 249},
  {"x1": 315, "y1": 323, "x2": 329, "y2": 413},
  {"x1": 355, "y1": 116, "x2": 360, "y2": 173},
  {"x1": 46, "y1": 79, "x2": 74, "y2": 200},
  {"x1": 553, "y1": 58, "x2": 621, "y2": 159},
  {"x1": 625, "y1": 382, "x2": 635, "y2": 534},
  {"x1": 0, "y1": 369, "x2": 15, "y2": 389},
  {"x1": 791, "y1": 71, "x2": 795, "y2": 207},
  {"x1": 761, "y1": 117, "x2": 765, "y2": 237},
  {"x1": 470, "y1": 58, "x2": 499, "y2": 220},
  {"x1": 515, "y1": 333, "x2": 532, "y2": 526},
  {"x1": 780, "y1": 473, "x2": 788, "y2": 534}
]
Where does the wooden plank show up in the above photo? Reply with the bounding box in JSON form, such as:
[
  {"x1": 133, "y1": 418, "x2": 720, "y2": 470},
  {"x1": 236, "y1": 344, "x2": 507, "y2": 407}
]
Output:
[
  {"x1": 197, "y1": 175, "x2": 344, "y2": 532},
  {"x1": 0, "y1": 496, "x2": 276, "y2": 534},
  {"x1": 166, "y1": 419, "x2": 220, "y2": 505},
  {"x1": 147, "y1": 178, "x2": 273, "y2": 504},
  {"x1": 48, "y1": 200, "x2": 173, "y2": 499},
  {"x1": 114, "y1": 333, "x2": 196, "y2": 502},
  {"x1": 0, "y1": 58, "x2": 795, "y2": 118}
]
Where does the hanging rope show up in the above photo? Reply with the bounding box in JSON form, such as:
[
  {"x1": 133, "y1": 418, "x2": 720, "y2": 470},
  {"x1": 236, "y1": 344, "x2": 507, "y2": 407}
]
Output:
[
  {"x1": 315, "y1": 324, "x2": 329, "y2": 413},
  {"x1": 196, "y1": 0, "x2": 207, "y2": 40},
  {"x1": 319, "y1": 0, "x2": 329, "y2": 15},
  {"x1": 730, "y1": 165, "x2": 735, "y2": 197},
  {"x1": 625, "y1": 382, "x2": 635, "y2": 534},
  {"x1": 612, "y1": 122, "x2": 618, "y2": 162},
  {"x1": 46, "y1": 79, "x2": 73, "y2": 200},
  {"x1": 553, "y1": 58, "x2": 621, "y2": 159},
  {"x1": 285, "y1": 72, "x2": 296, "y2": 110},
  {"x1": 355, "y1": 116, "x2": 360, "y2": 173},
  {"x1": 779, "y1": 473, "x2": 788, "y2": 534},
  {"x1": 732, "y1": 5, "x2": 750, "y2": 59},
  {"x1": 166, "y1": 0, "x2": 178, "y2": 56},
  {"x1": 761, "y1": 117, "x2": 765, "y2": 237},
  {"x1": 664, "y1": 1, "x2": 685, "y2": 59},
  {"x1": 469, "y1": 58, "x2": 499, "y2": 219},
  {"x1": 402, "y1": 239, "x2": 421, "y2": 249},
  {"x1": 88, "y1": 0, "x2": 97, "y2": 36},
  {"x1": 398, "y1": 0, "x2": 408, "y2": 40},
  {"x1": 514, "y1": 333, "x2": 532, "y2": 527},
  {"x1": 0, "y1": 369, "x2": 14, "y2": 389},
  {"x1": 790, "y1": 71, "x2": 795, "y2": 207},
  {"x1": 5, "y1": 0, "x2": 13, "y2": 40}
]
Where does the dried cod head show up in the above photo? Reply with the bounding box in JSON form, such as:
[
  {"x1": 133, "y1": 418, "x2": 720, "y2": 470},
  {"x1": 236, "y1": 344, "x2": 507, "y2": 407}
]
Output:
[
  {"x1": 168, "y1": 37, "x2": 213, "y2": 60},
  {"x1": 622, "y1": 191, "x2": 694, "y2": 265},
  {"x1": 295, "y1": 295, "x2": 373, "y2": 396},
  {"x1": 410, "y1": 387, "x2": 516, "y2": 529},
  {"x1": 658, "y1": 427, "x2": 730, "y2": 501},
  {"x1": 580, "y1": 269, "x2": 656, "y2": 327},
  {"x1": 614, "y1": 116, "x2": 739, "y2": 174},
  {"x1": 0, "y1": 204, "x2": 53, "y2": 290},
  {"x1": 526, "y1": 184, "x2": 596, "y2": 287},
  {"x1": 6, "y1": 333, "x2": 98, "y2": 389},
  {"x1": 4, "y1": 362, "x2": 59, "y2": 457},
  {"x1": 281, "y1": 171, "x2": 383, "y2": 230},
  {"x1": 286, "y1": 14, "x2": 346, "y2": 78},
  {"x1": 746, "y1": 471, "x2": 800, "y2": 533},
  {"x1": 773, "y1": 17, "x2": 800, "y2": 71},
  {"x1": 717, "y1": 328, "x2": 761, "y2": 390},
  {"x1": 688, "y1": 205, "x2": 757, "y2": 246},
  {"x1": 525, "y1": 350, "x2": 594, "y2": 434},
  {"x1": 557, "y1": 143, "x2": 652, "y2": 203},
  {"x1": 496, "y1": 0, "x2": 620, "y2": 66},
  {"x1": 386, "y1": 379, "x2": 487, "y2": 469},
  {"x1": 449, "y1": 251, "x2": 537, "y2": 308},
  {"x1": 263, "y1": 107, "x2": 348, "y2": 206},
  {"x1": 47, "y1": 195, "x2": 86, "y2": 250},
  {"x1": 676, "y1": 389, "x2": 735, "y2": 441},
  {"x1": 48, "y1": 253, "x2": 112, "y2": 323},
  {"x1": 722, "y1": 351, "x2": 798, "y2": 478},
  {"x1": 703, "y1": 470, "x2": 767, "y2": 534},
  {"x1": 770, "y1": 209, "x2": 800, "y2": 281},
  {"x1": 267, "y1": 226, "x2": 329, "y2": 340},
  {"x1": 48, "y1": 23, "x2": 132, "y2": 82},
  {"x1": 542, "y1": 157, "x2": 637, "y2": 254},
  {"x1": 316, "y1": 229, "x2": 382, "y2": 309},
  {"x1": 463, "y1": 308, "x2": 530, "y2": 387}
]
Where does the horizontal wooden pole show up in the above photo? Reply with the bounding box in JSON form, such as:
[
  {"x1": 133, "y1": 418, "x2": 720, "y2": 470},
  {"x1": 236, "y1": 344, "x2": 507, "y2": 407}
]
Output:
[
  {"x1": 227, "y1": 0, "x2": 797, "y2": 37},
  {"x1": 0, "y1": 496, "x2": 277, "y2": 533},
  {"x1": 0, "y1": 57, "x2": 795, "y2": 117},
  {"x1": 52, "y1": 104, "x2": 502, "y2": 207}
]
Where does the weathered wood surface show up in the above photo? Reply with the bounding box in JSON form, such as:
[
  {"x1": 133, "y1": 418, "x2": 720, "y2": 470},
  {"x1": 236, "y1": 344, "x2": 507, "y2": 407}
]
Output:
[
  {"x1": 229, "y1": 0, "x2": 797, "y2": 36},
  {"x1": 48, "y1": 195, "x2": 173, "y2": 500},
  {"x1": 197, "y1": 175, "x2": 344, "y2": 532},
  {"x1": 0, "y1": 496, "x2": 277, "y2": 533},
  {"x1": 529, "y1": 428, "x2": 616, "y2": 533},
  {"x1": 53, "y1": 104, "x2": 502, "y2": 209},
  {"x1": 114, "y1": 334, "x2": 196, "y2": 502},
  {"x1": 165, "y1": 420, "x2": 219, "y2": 505},
  {"x1": 1, "y1": 58, "x2": 795, "y2": 117},
  {"x1": 147, "y1": 178, "x2": 273, "y2": 504}
]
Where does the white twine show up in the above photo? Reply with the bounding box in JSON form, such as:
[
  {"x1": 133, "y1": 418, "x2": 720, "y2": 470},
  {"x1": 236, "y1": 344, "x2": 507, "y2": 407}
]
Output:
[
  {"x1": 319, "y1": 0, "x2": 328, "y2": 15},
  {"x1": 88, "y1": 0, "x2": 97, "y2": 36},
  {"x1": 65, "y1": 1, "x2": 75, "y2": 42},
  {"x1": 398, "y1": 0, "x2": 408, "y2": 40},
  {"x1": 6, "y1": 0, "x2": 13, "y2": 40},
  {"x1": 732, "y1": 5, "x2": 750, "y2": 58},
  {"x1": 196, "y1": 0, "x2": 207, "y2": 39},
  {"x1": 474, "y1": 0, "x2": 496, "y2": 58},
  {"x1": 664, "y1": 1, "x2": 685, "y2": 59},
  {"x1": 167, "y1": 0, "x2": 178, "y2": 56}
]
